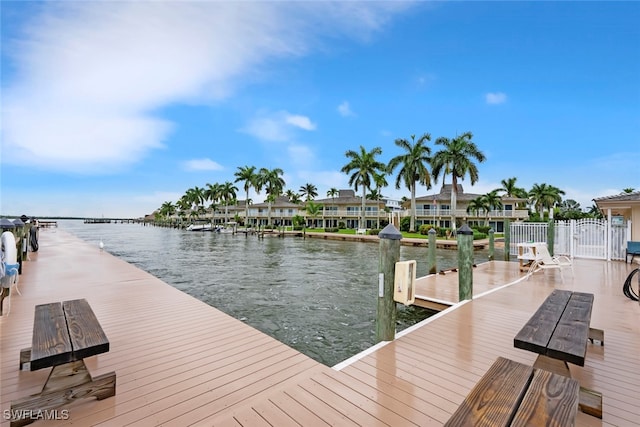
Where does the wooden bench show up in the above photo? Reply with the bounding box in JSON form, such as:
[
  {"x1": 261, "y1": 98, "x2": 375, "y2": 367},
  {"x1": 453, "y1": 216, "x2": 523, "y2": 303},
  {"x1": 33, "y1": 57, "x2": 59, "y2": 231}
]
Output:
[
  {"x1": 514, "y1": 290, "x2": 603, "y2": 419},
  {"x1": 10, "y1": 299, "x2": 116, "y2": 427},
  {"x1": 626, "y1": 241, "x2": 640, "y2": 263},
  {"x1": 445, "y1": 357, "x2": 579, "y2": 426},
  {"x1": 356, "y1": 228, "x2": 367, "y2": 235}
]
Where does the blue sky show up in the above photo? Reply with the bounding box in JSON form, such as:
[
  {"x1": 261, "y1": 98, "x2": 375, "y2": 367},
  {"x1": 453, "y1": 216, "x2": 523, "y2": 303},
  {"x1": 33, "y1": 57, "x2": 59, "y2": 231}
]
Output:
[{"x1": 1, "y1": 1, "x2": 639, "y2": 218}]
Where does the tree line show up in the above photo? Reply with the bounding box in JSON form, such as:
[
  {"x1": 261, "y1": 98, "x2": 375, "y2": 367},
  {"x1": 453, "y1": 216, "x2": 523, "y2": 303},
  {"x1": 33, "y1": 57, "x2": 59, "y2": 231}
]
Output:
[{"x1": 155, "y1": 131, "x2": 626, "y2": 229}]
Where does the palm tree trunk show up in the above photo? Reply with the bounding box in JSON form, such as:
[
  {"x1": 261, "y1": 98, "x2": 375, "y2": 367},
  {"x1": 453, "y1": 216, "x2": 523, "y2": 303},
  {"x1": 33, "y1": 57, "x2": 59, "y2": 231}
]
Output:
[
  {"x1": 245, "y1": 190, "x2": 249, "y2": 227},
  {"x1": 451, "y1": 176, "x2": 458, "y2": 231},
  {"x1": 361, "y1": 187, "x2": 366, "y2": 229},
  {"x1": 410, "y1": 183, "x2": 416, "y2": 232}
]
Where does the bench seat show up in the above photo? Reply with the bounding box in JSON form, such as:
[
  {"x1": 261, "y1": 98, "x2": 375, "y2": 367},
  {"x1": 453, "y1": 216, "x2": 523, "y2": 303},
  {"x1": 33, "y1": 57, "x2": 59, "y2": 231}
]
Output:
[
  {"x1": 12, "y1": 299, "x2": 115, "y2": 427},
  {"x1": 626, "y1": 241, "x2": 640, "y2": 263},
  {"x1": 445, "y1": 357, "x2": 579, "y2": 427},
  {"x1": 27, "y1": 299, "x2": 110, "y2": 371},
  {"x1": 514, "y1": 290, "x2": 594, "y2": 366}
]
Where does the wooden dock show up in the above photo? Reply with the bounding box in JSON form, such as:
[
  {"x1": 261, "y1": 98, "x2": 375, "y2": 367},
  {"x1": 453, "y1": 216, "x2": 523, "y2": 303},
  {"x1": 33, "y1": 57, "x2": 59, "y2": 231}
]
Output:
[{"x1": 1, "y1": 229, "x2": 638, "y2": 426}]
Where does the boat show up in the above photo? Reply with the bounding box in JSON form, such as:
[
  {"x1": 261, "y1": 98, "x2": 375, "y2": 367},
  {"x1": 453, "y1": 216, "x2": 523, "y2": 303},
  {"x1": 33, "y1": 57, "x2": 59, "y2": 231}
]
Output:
[
  {"x1": 186, "y1": 222, "x2": 213, "y2": 232},
  {"x1": 216, "y1": 222, "x2": 237, "y2": 234}
]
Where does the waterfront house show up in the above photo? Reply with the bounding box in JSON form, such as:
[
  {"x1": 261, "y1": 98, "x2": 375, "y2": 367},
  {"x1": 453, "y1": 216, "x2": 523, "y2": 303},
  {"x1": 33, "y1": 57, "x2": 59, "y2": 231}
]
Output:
[
  {"x1": 412, "y1": 184, "x2": 529, "y2": 232},
  {"x1": 313, "y1": 189, "x2": 386, "y2": 229},
  {"x1": 594, "y1": 191, "x2": 640, "y2": 241}
]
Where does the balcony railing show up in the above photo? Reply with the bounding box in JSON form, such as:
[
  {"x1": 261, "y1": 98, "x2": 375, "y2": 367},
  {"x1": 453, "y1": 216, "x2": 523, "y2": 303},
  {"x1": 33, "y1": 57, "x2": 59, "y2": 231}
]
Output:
[
  {"x1": 408, "y1": 208, "x2": 529, "y2": 219},
  {"x1": 173, "y1": 207, "x2": 529, "y2": 221}
]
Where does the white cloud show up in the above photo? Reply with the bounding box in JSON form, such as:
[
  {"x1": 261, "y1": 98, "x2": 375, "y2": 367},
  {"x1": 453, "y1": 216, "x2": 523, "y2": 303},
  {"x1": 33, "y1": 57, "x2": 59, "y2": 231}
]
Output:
[
  {"x1": 485, "y1": 92, "x2": 507, "y2": 105},
  {"x1": 285, "y1": 114, "x2": 316, "y2": 130},
  {"x1": 1, "y1": 2, "x2": 411, "y2": 173},
  {"x1": 182, "y1": 158, "x2": 224, "y2": 172},
  {"x1": 337, "y1": 101, "x2": 355, "y2": 117},
  {"x1": 242, "y1": 111, "x2": 316, "y2": 142}
]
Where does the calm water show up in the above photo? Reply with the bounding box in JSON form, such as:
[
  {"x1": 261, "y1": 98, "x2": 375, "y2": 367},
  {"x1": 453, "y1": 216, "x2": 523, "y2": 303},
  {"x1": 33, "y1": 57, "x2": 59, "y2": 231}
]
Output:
[{"x1": 58, "y1": 220, "x2": 504, "y2": 366}]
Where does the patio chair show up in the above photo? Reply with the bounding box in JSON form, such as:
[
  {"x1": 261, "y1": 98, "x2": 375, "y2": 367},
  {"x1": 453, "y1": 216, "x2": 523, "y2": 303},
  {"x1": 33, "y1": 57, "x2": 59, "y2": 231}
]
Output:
[{"x1": 527, "y1": 244, "x2": 573, "y2": 282}]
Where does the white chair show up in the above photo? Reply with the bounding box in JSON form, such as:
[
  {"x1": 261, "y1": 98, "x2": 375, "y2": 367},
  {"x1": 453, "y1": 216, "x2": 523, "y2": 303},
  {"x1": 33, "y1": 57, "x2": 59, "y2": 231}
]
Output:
[{"x1": 527, "y1": 244, "x2": 573, "y2": 282}]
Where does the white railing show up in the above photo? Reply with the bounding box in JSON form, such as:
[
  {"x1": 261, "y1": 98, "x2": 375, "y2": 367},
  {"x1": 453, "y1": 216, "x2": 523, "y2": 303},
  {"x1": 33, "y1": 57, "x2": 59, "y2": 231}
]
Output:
[
  {"x1": 510, "y1": 219, "x2": 630, "y2": 261},
  {"x1": 410, "y1": 208, "x2": 529, "y2": 219}
]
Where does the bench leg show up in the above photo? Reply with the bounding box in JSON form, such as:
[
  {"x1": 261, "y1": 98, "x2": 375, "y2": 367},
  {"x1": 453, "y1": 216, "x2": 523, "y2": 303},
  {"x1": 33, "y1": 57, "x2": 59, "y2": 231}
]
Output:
[
  {"x1": 533, "y1": 356, "x2": 602, "y2": 419},
  {"x1": 9, "y1": 360, "x2": 116, "y2": 426},
  {"x1": 19, "y1": 349, "x2": 31, "y2": 371},
  {"x1": 588, "y1": 328, "x2": 604, "y2": 346},
  {"x1": 579, "y1": 387, "x2": 603, "y2": 419},
  {"x1": 533, "y1": 355, "x2": 571, "y2": 377}
]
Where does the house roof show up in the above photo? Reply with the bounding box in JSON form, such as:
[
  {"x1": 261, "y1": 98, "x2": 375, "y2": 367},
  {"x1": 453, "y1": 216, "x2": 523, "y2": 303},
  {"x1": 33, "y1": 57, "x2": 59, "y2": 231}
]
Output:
[
  {"x1": 315, "y1": 189, "x2": 383, "y2": 206},
  {"x1": 593, "y1": 191, "x2": 640, "y2": 203},
  {"x1": 415, "y1": 184, "x2": 527, "y2": 203},
  {"x1": 415, "y1": 184, "x2": 480, "y2": 202}
]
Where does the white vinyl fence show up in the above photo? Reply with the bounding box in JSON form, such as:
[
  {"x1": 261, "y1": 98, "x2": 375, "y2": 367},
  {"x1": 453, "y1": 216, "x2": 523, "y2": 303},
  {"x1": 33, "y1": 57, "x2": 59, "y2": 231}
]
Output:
[{"x1": 510, "y1": 219, "x2": 631, "y2": 261}]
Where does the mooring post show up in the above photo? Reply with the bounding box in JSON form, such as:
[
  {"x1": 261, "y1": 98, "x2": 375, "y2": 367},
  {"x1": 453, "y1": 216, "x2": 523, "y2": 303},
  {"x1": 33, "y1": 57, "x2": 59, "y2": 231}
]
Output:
[
  {"x1": 427, "y1": 228, "x2": 437, "y2": 275},
  {"x1": 503, "y1": 219, "x2": 511, "y2": 261},
  {"x1": 457, "y1": 224, "x2": 474, "y2": 301},
  {"x1": 488, "y1": 228, "x2": 495, "y2": 261},
  {"x1": 377, "y1": 223, "x2": 402, "y2": 342},
  {"x1": 547, "y1": 220, "x2": 555, "y2": 256}
]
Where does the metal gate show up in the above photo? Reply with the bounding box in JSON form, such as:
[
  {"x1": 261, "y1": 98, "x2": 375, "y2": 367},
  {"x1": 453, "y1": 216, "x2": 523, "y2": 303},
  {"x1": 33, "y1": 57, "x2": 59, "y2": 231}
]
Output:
[
  {"x1": 510, "y1": 219, "x2": 630, "y2": 261},
  {"x1": 572, "y1": 219, "x2": 607, "y2": 259}
]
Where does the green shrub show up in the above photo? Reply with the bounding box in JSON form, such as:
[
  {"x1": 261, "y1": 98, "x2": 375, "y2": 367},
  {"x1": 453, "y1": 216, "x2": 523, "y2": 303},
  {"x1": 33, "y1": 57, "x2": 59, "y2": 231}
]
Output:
[
  {"x1": 474, "y1": 225, "x2": 491, "y2": 234},
  {"x1": 473, "y1": 232, "x2": 487, "y2": 240},
  {"x1": 367, "y1": 229, "x2": 381, "y2": 236},
  {"x1": 293, "y1": 226, "x2": 304, "y2": 231},
  {"x1": 438, "y1": 227, "x2": 451, "y2": 238},
  {"x1": 324, "y1": 227, "x2": 339, "y2": 233},
  {"x1": 338, "y1": 222, "x2": 346, "y2": 229},
  {"x1": 400, "y1": 216, "x2": 411, "y2": 232},
  {"x1": 419, "y1": 224, "x2": 435, "y2": 235}
]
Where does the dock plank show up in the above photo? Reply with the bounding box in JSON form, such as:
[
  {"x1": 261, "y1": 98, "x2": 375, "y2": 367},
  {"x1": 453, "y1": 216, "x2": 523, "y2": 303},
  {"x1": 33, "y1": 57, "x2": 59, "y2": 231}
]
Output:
[{"x1": 2, "y1": 229, "x2": 639, "y2": 427}]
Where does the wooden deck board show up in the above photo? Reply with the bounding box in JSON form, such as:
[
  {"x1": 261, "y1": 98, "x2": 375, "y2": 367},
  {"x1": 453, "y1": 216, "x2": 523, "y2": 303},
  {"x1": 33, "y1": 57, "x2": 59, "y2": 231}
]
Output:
[{"x1": 2, "y1": 229, "x2": 639, "y2": 426}]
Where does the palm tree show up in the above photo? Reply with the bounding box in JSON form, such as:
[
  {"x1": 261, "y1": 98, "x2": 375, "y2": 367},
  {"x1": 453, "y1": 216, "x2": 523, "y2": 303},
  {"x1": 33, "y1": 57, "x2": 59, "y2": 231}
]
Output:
[
  {"x1": 159, "y1": 201, "x2": 175, "y2": 223},
  {"x1": 284, "y1": 189, "x2": 302, "y2": 204},
  {"x1": 483, "y1": 190, "x2": 503, "y2": 226},
  {"x1": 587, "y1": 204, "x2": 604, "y2": 219},
  {"x1": 367, "y1": 187, "x2": 384, "y2": 229},
  {"x1": 234, "y1": 166, "x2": 257, "y2": 227},
  {"x1": 341, "y1": 145, "x2": 386, "y2": 229},
  {"x1": 371, "y1": 172, "x2": 388, "y2": 228},
  {"x1": 497, "y1": 177, "x2": 528, "y2": 210},
  {"x1": 326, "y1": 188, "x2": 339, "y2": 228},
  {"x1": 622, "y1": 188, "x2": 636, "y2": 193},
  {"x1": 218, "y1": 181, "x2": 238, "y2": 224},
  {"x1": 466, "y1": 196, "x2": 488, "y2": 220},
  {"x1": 299, "y1": 183, "x2": 318, "y2": 202},
  {"x1": 387, "y1": 133, "x2": 432, "y2": 232},
  {"x1": 528, "y1": 183, "x2": 565, "y2": 219},
  {"x1": 182, "y1": 186, "x2": 206, "y2": 221},
  {"x1": 431, "y1": 132, "x2": 486, "y2": 230},
  {"x1": 257, "y1": 167, "x2": 286, "y2": 226},
  {"x1": 303, "y1": 200, "x2": 323, "y2": 228},
  {"x1": 204, "y1": 182, "x2": 221, "y2": 222}
]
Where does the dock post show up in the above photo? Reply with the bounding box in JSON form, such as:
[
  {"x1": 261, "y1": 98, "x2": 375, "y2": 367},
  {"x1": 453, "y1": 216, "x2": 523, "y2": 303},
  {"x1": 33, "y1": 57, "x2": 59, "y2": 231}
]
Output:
[
  {"x1": 376, "y1": 224, "x2": 402, "y2": 342},
  {"x1": 488, "y1": 228, "x2": 494, "y2": 261},
  {"x1": 547, "y1": 220, "x2": 555, "y2": 256},
  {"x1": 427, "y1": 228, "x2": 437, "y2": 275},
  {"x1": 503, "y1": 219, "x2": 511, "y2": 261},
  {"x1": 457, "y1": 224, "x2": 474, "y2": 301}
]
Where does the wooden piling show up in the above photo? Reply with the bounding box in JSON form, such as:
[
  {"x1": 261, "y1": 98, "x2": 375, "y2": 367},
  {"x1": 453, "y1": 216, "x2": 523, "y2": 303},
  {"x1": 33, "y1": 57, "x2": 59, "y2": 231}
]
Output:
[
  {"x1": 504, "y1": 219, "x2": 511, "y2": 261},
  {"x1": 547, "y1": 220, "x2": 555, "y2": 256},
  {"x1": 376, "y1": 224, "x2": 401, "y2": 342},
  {"x1": 427, "y1": 228, "x2": 437, "y2": 275},
  {"x1": 457, "y1": 224, "x2": 474, "y2": 301},
  {"x1": 488, "y1": 228, "x2": 494, "y2": 261}
]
